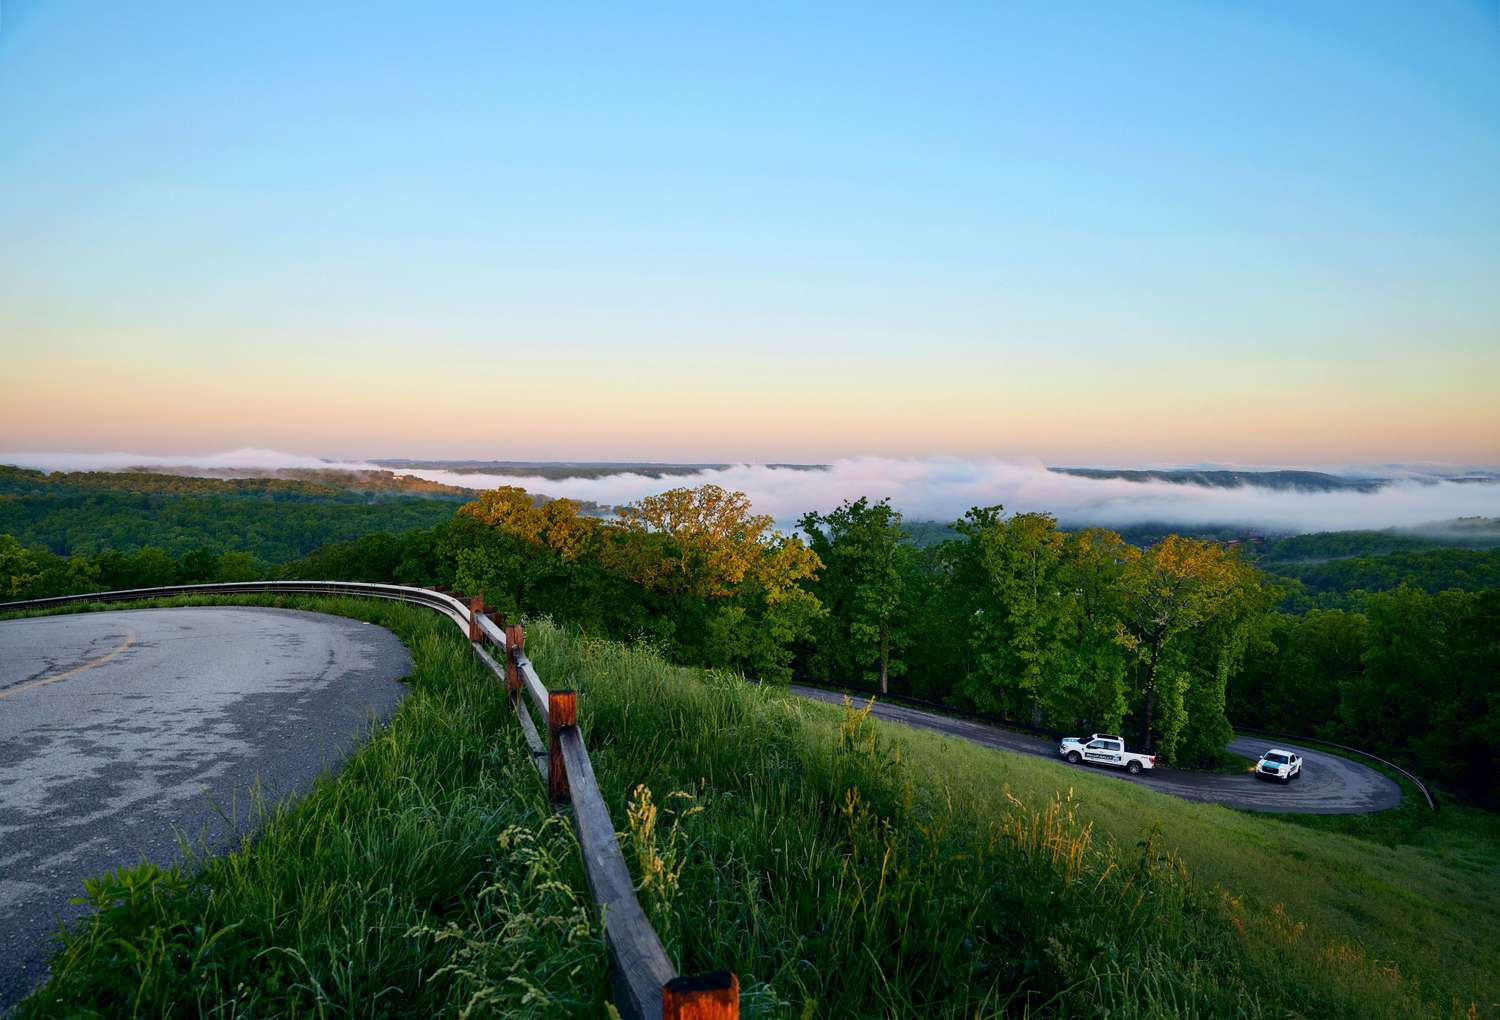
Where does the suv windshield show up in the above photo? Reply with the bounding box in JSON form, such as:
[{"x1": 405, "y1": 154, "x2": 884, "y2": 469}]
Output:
[{"x1": 1265, "y1": 753, "x2": 1290, "y2": 764}]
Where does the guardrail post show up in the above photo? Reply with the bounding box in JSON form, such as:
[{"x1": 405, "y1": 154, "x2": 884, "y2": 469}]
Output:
[
  {"x1": 663, "y1": 972, "x2": 739, "y2": 1019},
  {"x1": 548, "y1": 689, "x2": 576, "y2": 802},
  {"x1": 505, "y1": 624, "x2": 524, "y2": 700},
  {"x1": 468, "y1": 594, "x2": 485, "y2": 641}
]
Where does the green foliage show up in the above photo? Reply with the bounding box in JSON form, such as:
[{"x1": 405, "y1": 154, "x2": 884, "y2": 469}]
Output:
[
  {"x1": 0, "y1": 537, "x2": 278, "y2": 599},
  {"x1": 282, "y1": 527, "x2": 445, "y2": 585},
  {"x1": 609, "y1": 485, "x2": 824, "y2": 681},
  {"x1": 1269, "y1": 547, "x2": 1500, "y2": 609},
  {"x1": 0, "y1": 465, "x2": 460, "y2": 562},
  {"x1": 1113, "y1": 536, "x2": 1272, "y2": 762},
  {"x1": 800, "y1": 497, "x2": 911, "y2": 693},
  {"x1": 1233, "y1": 609, "x2": 1368, "y2": 731},
  {"x1": 1260, "y1": 520, "x2": 1500, "y2": 561},
  {"x1": 955, "y1": 510, "x2": 1078, "y2": 722},
  {"x1": 848, "y1": 513, "x2": 1136, "y2": 739},
  {"x1": 435, "y1": 484, "x2": 823, "y2": 682},
  {"x1": 1, "y1": 533, "x2": 44, "y2": 597},
  {"x1": 894, "y1": 514, "x2": 1259, "y2": 765},
  {"x1": 1232, "y1": 587, "x2": 1500, "y2": 806}
]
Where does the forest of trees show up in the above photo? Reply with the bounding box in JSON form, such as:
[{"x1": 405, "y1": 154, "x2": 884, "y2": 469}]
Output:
[
  {"x1": 0, "y1": 466, "x2": 463, "y2": 560},
  {"x1": 1232, "y1": 588, "x2": 1499, "y2": 805},
  {"x1": 1267, "y1": 549, "x2": 1500, "y2": 609},
  {"x1": 3, "y1": 473, "x2": 1496, "y2": 803}
]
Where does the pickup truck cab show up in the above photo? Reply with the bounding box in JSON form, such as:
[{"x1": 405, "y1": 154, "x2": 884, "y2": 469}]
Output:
[
  {"x1": 1255, "y1": 748, "x2": 1302, "y2": 782},
  {"x1": 1058, "y1": 733, "x2": 1157, "y2": 775}
]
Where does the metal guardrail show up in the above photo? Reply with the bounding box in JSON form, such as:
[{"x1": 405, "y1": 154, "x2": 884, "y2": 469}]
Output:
[
  {"x1": 0, "y1": 582, "x2": 740, "y2": 1020},
  {"x1": 1236, "y1": 726, "x2": 1437, "y2": 811}
]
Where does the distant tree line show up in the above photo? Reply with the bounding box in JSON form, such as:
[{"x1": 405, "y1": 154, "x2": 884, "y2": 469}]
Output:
[
  {"x1": 1266, "y1": 549, "x2": 1500, "y2": 610},
  {"x1": 3, "y1": 474, "x2": 1496, "y2": 802},
  {"x1": 0, "y1": 465, "x2": 462, "y2": 560},
  {"x1": 0, "y1": 536, "x2": 274, "y2": 597}
]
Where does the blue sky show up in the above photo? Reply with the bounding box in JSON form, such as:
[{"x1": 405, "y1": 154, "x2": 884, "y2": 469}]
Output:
[{"x1": 1, "y1": 1, "x2": 1496, "y2": 463}]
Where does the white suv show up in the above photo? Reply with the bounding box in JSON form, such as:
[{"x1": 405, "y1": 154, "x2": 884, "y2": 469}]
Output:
[{"x1": 1256, "y1": 749, "x2": 1302, "y2": 783}]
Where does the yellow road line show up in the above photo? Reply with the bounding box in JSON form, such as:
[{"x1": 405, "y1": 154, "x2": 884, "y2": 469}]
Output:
[{"x1": 0, "y1": 629, "x2": 137, "y2": 701}]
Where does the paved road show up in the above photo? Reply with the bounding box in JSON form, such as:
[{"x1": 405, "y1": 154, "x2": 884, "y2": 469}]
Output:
[
  {"x1": 0, "y1": 607, "x2": 411, "y2": 1013},
  {"x1": 792, "y1": 685, "x2": 1402, "y2": 814}
]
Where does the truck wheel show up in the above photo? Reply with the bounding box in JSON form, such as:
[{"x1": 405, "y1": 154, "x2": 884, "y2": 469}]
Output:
[
  {"x1": 1127, "y1": 760, "x2": 1142, "y2": 775},
  {"x1": 1066, "y1": 751, "x2": 1081, "y2": 764}
]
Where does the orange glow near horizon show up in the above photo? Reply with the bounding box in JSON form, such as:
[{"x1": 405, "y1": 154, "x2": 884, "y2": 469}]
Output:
[{"x1": 4, "y1": 335, "x2": 1497, "y2": 465}]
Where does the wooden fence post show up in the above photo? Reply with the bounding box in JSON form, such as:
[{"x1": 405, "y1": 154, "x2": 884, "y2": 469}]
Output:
[
  {"x1": 663, "y1": 972, "x2": 738, "y2": 1020},
  {"x1": 548, "y1": 689, "x2": 576, "y2": 802},
  {"x1": 468, "y1": 594, "x2": 484, "y2": 641},
  {"x1": 505, "y1": 624, "x2": 524, "y2": 700}
]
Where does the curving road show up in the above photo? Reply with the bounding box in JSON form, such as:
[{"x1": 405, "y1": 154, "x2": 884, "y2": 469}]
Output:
[
  {"x1": 791, "y1": 685, "x2": 1402, "y2": 815},
  {"x1": 0, "y1": 607, "x2": 411, "y2": 1013}
]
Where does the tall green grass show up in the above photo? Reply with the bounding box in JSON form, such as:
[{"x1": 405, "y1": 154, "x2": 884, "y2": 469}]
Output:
[
  {"x1": 14, "y1": 597, "x2": 609, "y2": 1018},
  {"x1": 527, "y1": 619, "x2": 1495, "y2": 1019},
  {"x1": 11, "y1": 599, "x2": 1495, "y2": 1018}
]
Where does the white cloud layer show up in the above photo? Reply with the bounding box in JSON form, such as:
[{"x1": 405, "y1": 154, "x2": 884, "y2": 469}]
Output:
[{"x1": 5, "y1": 450, "x2": 1497, "y2": 534}]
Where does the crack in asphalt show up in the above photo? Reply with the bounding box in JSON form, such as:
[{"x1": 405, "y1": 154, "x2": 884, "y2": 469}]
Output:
[{"x1": 2, "y1": 630, "x2": 137, "y2": 699}]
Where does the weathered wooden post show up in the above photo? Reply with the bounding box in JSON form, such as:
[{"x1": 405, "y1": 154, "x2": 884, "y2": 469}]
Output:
[
  {"x1": 504, "y1": 624, "x2": 524, "y2": 700},
  {"x1": 468, "y1": 594, "x2": 484, "y2": 641},
  {"x1": 548, "y1": 689, "x2": 576, "y2": 802},
  {"x1": 663, "y1": 972, "x2": 739, "y2": 1019}
]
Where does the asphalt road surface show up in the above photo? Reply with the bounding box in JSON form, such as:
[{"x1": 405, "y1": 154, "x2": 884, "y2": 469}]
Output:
[
  {"x1": 0, "y1": 607, "x2": 411, "y2": 1013},
  {"x1": 792, "y1": 685, "x2": 1402, "y2": 815}
]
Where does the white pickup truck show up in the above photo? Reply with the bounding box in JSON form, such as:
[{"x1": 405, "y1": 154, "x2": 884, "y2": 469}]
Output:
[{"x1": 1058, "y1": 733, "x2": 1157, "y2": 775}]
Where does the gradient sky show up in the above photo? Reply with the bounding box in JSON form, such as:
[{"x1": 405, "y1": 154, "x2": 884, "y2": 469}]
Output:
[{"x1": 2, "y1": 2, "x2": 1496, "y2": 464}]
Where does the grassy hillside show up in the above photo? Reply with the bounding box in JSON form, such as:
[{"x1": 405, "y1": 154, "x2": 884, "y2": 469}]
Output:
[
  {"x1": 9, "y1": 599, "x2": 1496, "y2": 1017},
  {"x1": 533, "y1": 620, "x2": 1498, "y2": 1017}
]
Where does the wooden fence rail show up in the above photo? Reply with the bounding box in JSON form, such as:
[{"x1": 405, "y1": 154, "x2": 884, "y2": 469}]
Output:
[{"x1": 0, "y1": 581, "x2": 739, "y2": 1020}]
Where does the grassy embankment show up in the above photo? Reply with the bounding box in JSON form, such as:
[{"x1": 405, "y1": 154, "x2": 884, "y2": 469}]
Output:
[
  {"x1": 9, "y1": 597, "x2": 1497, "y2": 1017},
  {"x1": 530, "y1": 621, "x2": 1498, "y2": 1018}
]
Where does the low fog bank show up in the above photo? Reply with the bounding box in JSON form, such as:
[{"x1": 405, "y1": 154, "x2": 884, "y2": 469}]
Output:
[
  {"x1": 419, "y1": 458, "x2": 1499, "y2": 534},
  {"x1": 6, "y1": 450, "x2": 1496, "y2": 535}
]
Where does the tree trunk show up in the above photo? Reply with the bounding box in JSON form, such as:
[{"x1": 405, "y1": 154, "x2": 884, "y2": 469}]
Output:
[
  {"x1": 1142, "y1": 633, "x2": 1163, "y2": 751},
  {"x1": 1142, "y1": 671, "x2": 1157, "y2": 752},
  {"x1": 879, "y1": 623, "x2": 889, "y2": 694}
]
